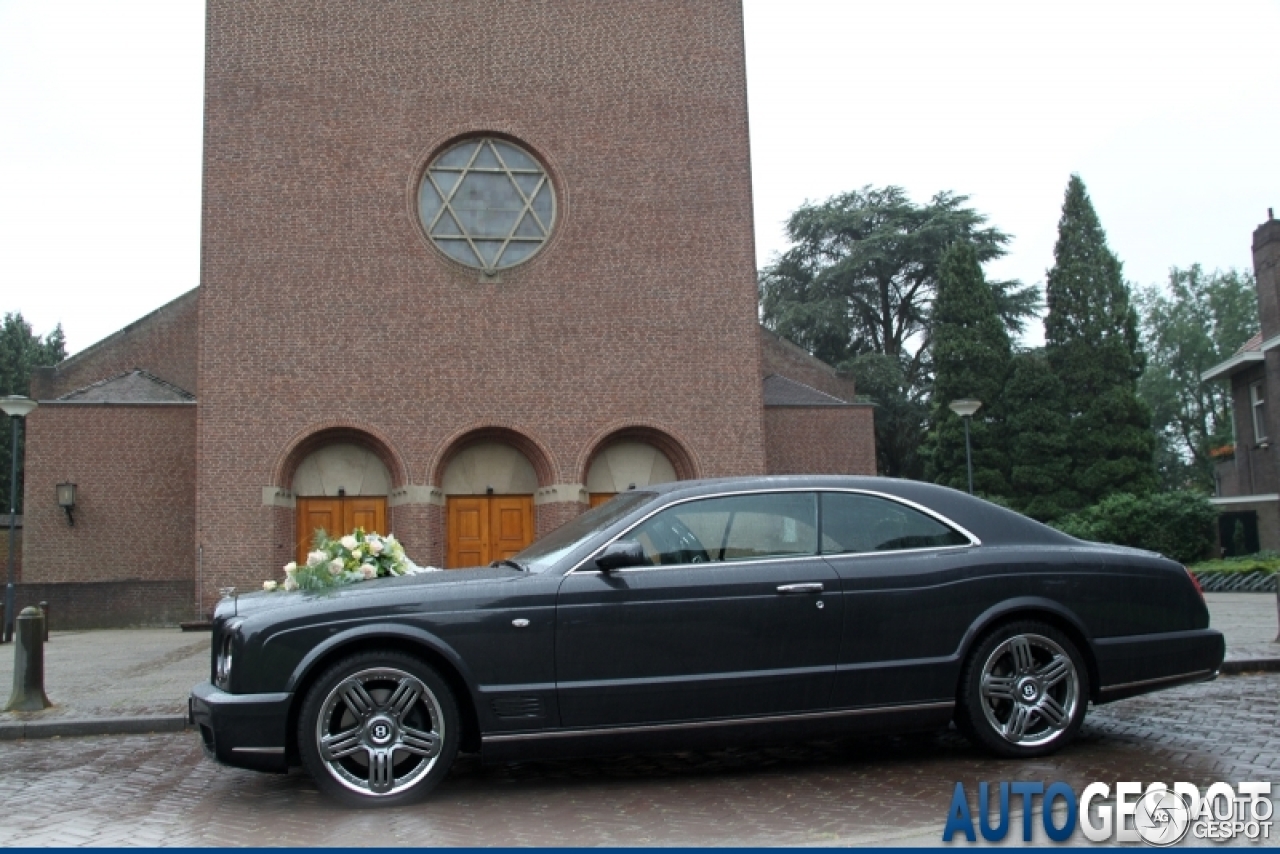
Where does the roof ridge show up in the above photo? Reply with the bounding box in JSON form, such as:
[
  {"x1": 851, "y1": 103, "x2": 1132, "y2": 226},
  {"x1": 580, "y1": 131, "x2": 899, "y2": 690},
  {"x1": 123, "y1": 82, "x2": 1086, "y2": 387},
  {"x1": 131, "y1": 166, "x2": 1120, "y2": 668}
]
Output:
[{"x1": 57, "y1": 368, "x2": 195, "y2": 402}]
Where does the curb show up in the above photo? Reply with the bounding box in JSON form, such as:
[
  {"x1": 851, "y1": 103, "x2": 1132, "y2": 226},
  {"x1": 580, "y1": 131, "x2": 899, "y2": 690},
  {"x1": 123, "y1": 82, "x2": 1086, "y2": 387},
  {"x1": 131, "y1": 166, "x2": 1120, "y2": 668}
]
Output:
[
  {"x1": 1220, "y1": 657, "x2": 1280, "y2": 675},
  {"x1": 0, "y1": 714, "x2": 190, "y2": 741}
]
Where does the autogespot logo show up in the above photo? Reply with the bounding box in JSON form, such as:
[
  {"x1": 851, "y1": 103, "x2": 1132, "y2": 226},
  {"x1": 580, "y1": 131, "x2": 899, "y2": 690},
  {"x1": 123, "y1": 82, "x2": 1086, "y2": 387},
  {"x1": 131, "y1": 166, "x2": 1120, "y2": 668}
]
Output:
[{"x1": 943, "y1": 780, "x2": 1273, "y2": 845}]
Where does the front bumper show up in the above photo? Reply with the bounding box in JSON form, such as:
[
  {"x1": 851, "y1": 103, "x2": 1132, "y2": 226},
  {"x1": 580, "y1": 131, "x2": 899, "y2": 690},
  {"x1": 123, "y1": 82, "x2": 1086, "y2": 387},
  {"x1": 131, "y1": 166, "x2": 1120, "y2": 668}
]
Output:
[{"x1": 189, "y1": 681, "x2": 293, "y2": 773}]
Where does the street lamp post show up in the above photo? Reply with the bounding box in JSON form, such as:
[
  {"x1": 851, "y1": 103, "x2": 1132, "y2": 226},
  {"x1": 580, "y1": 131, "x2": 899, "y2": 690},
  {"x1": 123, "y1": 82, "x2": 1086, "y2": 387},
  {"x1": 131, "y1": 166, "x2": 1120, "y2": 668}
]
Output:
[
  {"x1": 2, "y1": 395, "x2": 37, "y2": 644},
  {"x1": 948, "y1": 399, "x2": 983, "y2": 496}
]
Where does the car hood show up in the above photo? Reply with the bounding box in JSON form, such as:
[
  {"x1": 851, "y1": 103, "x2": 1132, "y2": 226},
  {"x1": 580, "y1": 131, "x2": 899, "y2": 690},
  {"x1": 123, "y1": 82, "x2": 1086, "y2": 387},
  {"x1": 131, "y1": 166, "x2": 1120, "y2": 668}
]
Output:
[{"x1": 215, "y1": 566, "x2": 522, "y2": 620}]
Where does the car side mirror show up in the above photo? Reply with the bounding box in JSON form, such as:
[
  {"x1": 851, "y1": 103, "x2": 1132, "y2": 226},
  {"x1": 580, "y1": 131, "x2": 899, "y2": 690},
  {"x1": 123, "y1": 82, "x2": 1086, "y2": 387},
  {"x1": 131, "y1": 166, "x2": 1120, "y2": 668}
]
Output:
[{"x1": 595, "y1": 539, "x2": 646, "y2": 572}]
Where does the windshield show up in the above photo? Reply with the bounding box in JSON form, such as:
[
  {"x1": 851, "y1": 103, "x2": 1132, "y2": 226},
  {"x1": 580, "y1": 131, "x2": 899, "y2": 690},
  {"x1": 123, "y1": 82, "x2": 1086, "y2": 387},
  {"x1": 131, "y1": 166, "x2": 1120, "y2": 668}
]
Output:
[{"x1": 515, "y1": 492, "x2": 656, "y2": 573}]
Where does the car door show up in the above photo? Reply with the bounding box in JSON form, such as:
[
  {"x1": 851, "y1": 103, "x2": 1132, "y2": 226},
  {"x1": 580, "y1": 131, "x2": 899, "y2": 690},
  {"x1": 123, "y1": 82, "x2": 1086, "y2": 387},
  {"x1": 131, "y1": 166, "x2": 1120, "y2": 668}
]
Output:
[
  {"x1": 555, "y1": 491, "x2": 843, "y2": 729},
  {"x1": 819, "y1": 490, "x2": 980, "y2": 708}
]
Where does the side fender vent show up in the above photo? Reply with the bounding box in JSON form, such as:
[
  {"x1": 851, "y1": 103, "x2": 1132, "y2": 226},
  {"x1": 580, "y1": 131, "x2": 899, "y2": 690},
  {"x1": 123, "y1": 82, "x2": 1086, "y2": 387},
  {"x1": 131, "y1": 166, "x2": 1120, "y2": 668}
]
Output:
[{"x1": 491, "y1": 697, "x2": 544, "y2": 719}]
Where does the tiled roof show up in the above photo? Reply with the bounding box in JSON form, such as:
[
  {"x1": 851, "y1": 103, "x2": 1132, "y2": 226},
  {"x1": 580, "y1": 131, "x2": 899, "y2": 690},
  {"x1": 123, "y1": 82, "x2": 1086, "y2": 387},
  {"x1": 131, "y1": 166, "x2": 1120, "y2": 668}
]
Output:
[
  {"x1": 1235, "y1": 332, "x2": 1263, "y2": 355},
  {"x1": 762, "y1": 373, "x2": 849, "y2": 406},
  {"x1": 57, "y1": 370, "x2": 196, "y2": 403}
]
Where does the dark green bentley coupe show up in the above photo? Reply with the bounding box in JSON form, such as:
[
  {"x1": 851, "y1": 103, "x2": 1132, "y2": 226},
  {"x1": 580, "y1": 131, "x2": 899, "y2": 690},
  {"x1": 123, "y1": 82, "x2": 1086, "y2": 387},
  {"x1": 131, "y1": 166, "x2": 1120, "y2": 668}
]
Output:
[{"x1": 191, "y1": 476, "x2": 1224, "y2": 807}]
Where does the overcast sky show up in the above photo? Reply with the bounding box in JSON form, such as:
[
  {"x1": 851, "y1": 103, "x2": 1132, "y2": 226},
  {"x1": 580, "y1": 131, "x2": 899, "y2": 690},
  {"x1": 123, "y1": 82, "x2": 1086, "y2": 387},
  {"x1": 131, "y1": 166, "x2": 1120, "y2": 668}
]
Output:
[{"x1": 2, "y1": 0, "x2": 1278, "y2": 356}]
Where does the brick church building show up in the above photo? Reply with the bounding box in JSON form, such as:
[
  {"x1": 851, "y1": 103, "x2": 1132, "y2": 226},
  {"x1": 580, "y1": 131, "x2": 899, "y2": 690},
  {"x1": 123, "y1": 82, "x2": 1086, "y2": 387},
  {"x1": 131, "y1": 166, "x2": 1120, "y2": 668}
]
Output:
[{"x1": 19, "y1": 0, "x2": 875, "y2": 627}]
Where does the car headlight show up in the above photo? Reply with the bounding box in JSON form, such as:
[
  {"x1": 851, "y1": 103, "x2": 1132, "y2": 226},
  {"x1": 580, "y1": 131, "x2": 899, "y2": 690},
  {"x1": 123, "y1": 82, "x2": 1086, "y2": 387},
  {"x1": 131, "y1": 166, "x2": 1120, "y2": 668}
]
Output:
[{"x1": 215, "y1": 618, "x2": 244, "y2": 690}]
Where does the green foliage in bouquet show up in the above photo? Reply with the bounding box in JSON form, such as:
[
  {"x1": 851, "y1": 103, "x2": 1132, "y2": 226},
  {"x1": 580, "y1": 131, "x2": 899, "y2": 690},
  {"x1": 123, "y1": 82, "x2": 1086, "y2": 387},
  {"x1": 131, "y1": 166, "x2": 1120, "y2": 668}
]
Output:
[{"x1": 268, "y1": 528, "x2": 410, "y2": 591}]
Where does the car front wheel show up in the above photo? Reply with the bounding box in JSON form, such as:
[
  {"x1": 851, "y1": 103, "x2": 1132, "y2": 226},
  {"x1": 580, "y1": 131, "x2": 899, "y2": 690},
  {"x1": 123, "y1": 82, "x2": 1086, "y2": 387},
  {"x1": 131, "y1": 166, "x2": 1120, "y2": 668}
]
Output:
[
  {"x1": 298, "y1": 651, "x2": 459, "y2": 807},
  {"x1": 957, "y1": 621, "x2": 1089, "y2": 758}
]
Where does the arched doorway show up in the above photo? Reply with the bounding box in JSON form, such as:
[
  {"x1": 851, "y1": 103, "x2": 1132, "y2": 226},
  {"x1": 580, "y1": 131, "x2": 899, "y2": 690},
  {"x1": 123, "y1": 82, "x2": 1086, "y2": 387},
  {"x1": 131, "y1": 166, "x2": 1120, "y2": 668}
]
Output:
[
  {"x1": 586, "y1": 440, "x2": 679, "y2": 507},
  {"x1": 292, "y1": 443, "x2": 392, "y2": 563},
  {"x1": 441, "y1": 441, "x2": 539, "y2": 568}
]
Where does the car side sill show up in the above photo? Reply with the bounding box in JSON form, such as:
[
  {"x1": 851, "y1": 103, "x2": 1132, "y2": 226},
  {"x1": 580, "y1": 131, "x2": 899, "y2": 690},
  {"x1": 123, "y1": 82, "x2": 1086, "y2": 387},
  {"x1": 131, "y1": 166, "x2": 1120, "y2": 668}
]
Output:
[
  {"x1": 1097, "y1": 667, "x2": 1216, "y2": 703},
  {"x1": 482, "y1": 700, "x2": 955, "y2": 744}
]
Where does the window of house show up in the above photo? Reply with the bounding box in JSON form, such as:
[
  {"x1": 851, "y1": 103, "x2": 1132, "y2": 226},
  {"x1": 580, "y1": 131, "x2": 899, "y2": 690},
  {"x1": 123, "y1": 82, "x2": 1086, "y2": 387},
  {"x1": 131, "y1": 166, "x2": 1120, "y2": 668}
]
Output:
[
  {"x1": 628, "y1": 492, "x2": 818, "y2": 566},
  {"x1": 820, "y1": 492, "x2": 969, "y2": 554},
  {"x1": 1251, "y1": 380, "x2": 1267, "y2": 442},
  {"x1": 417, "y1": 137, "x2": 555, "y2": 273}
]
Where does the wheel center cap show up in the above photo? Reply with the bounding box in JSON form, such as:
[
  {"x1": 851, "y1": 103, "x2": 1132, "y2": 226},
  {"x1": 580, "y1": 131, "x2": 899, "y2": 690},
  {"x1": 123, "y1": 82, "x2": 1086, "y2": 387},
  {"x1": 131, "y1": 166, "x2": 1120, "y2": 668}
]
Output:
[
  {"x1": 1017, "y1": 678, "x2": 1041, "y2": 703},
  {"x1": 366, "y1": 716, "x2": 396, "y2": 746}
]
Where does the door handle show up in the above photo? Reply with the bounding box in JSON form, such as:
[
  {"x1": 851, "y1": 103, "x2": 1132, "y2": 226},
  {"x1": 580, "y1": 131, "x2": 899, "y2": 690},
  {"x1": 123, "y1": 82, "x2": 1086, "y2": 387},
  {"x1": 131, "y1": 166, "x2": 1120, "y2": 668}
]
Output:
[{"x1": 776, "y1": 582, "x2": 824, "y2": 594}]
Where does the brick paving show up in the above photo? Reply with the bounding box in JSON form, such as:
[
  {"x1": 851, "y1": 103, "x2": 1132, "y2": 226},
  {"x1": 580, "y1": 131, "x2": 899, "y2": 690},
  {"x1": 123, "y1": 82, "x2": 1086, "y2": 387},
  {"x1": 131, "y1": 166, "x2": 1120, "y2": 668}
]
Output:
[{"x1": 0, "y1": 673, "x2": 1274, "y2": 846}]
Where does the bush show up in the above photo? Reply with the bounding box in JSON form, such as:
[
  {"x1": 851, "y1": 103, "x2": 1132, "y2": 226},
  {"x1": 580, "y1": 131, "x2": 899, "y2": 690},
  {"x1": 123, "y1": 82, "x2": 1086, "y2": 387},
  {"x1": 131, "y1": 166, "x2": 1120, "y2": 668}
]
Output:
[{"x1": 1051, "y1": 491, "x2": 1216, "y2": 564}]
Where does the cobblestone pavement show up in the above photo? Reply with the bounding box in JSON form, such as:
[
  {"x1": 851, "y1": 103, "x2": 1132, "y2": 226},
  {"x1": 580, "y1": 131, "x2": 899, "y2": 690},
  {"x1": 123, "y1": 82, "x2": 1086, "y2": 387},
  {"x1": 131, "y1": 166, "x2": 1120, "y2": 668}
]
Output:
[
  {"x1": 1205, "y1": 593, "x2": 1279, "y2": 663},
  {"x1": 0, "y1": 673, "x2": 1274, "y2": 847}
]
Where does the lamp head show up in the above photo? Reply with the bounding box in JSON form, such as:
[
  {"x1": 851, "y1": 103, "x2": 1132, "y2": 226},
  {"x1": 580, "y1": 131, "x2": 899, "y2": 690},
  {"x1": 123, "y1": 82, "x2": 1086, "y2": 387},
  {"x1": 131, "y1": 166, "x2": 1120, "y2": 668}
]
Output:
[
  {"x1": 0, "y1": 395, "x2": 37, "y2": 419},
  {"x1": 948, "y1": 398, "x2": 983, "y2": 419}
]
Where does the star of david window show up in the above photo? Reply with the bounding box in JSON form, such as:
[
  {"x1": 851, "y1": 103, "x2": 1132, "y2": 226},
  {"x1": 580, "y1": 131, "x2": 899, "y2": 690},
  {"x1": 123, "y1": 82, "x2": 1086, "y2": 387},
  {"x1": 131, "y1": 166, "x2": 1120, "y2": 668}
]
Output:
[{"x1": 417, "y1": 137, "x2": 556, "y2": 272}]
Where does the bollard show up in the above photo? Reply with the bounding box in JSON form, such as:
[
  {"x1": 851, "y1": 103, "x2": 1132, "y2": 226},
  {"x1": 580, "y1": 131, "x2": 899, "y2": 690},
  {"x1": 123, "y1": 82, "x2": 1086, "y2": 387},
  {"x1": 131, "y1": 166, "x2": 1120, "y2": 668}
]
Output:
[
  {"x1": 4, "y1": 606, "x2": 51, "y2": 711},
  {"x1": 39, "y1": 601, "x2": 48, "y2": 643}
]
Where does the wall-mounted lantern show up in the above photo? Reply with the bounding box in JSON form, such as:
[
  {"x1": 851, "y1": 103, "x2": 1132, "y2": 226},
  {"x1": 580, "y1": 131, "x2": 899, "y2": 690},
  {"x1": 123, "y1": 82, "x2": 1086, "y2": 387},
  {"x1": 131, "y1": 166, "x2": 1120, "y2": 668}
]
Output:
[{"x1": 56, "y1": 482, "x2": 76, "y2": 526}]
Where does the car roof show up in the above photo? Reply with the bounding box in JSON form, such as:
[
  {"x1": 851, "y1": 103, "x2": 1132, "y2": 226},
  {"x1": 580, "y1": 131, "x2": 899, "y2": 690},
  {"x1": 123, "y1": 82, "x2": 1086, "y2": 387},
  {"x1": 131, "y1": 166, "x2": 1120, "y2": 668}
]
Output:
[{"x1": 638, "y1": 475, "x2": 1078, "y2": 547}]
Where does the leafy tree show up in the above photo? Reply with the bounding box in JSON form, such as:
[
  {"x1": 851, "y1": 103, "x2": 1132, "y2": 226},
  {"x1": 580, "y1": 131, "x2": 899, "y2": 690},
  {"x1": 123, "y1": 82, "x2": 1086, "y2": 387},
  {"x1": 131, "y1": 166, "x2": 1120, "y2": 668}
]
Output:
[
  {"x1": 925, "y1": 242, "x2": 1011, "y2": 494},
  {"x1": 1043, "y1": 175, "x2": 1155, "y2": 503},
  {"x1": 0, "y1": 313, "x2": 66, "y2": 514},
  {"x1": 1003, "y1": 350, "x2": 1077, "y2": 520},
  {"x1": 760, "y1": 186, "x2": 1039, "y2": 476},
  {"x1": 1134, "y1": 266, "x2": 1258, "y2": 491}
]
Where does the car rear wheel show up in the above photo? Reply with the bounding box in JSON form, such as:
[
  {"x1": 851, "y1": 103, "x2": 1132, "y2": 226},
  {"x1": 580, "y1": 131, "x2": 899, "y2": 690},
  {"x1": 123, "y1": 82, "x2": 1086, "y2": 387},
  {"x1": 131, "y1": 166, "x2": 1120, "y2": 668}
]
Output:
[
  {"x1": 956, "y1": 621, "x2": 1088, "y2": 758},
  {"x1": 298, "y1": 651, "x2": 459, "y2": 807}
]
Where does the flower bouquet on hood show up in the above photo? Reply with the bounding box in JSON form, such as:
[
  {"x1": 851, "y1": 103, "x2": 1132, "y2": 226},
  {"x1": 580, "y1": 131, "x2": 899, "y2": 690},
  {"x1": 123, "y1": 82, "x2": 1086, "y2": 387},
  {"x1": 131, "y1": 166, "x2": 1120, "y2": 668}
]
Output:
[{"x1": 265, "y1": 528, "x2": 438, "y2": 591}]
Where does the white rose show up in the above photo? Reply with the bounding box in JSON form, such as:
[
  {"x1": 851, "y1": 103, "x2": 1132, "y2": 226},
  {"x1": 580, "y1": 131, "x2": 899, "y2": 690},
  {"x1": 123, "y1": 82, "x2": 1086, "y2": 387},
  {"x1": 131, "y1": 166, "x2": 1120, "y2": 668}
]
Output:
[
  {"x1": 340, "y1": 535, "x2": 358, "y2": 550},
  {"x1": 263, "y1": 580, "x2": 278, "y2": 592},
  {"x1": 328, "y1": 558, "x2": 344, "y2": 575},
  {"x1": 361, "y1": 565, "x2": 377, "y2": 579},
  {"x1": 352, "y1": 548, "x2": 363, "y2": 560},
  {"x1": 368, "y1": 540, "x2": 384, "y2": 555},
  {"x1": 283, "y1": 577, "x2": 298, "y2": 591},
  {"x1": 306, "y1": 550, "x2": 326, "y2": 567},
  {"x1": 283, "y1": 561, "x2": 297, "y2": 575}
]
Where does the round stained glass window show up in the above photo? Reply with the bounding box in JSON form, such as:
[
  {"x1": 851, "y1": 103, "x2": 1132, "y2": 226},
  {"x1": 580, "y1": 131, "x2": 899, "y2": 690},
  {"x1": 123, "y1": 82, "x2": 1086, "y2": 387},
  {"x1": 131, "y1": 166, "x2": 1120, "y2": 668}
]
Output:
[{"x1": 417, "y1": 137, "x2": 556, "y2": 272}]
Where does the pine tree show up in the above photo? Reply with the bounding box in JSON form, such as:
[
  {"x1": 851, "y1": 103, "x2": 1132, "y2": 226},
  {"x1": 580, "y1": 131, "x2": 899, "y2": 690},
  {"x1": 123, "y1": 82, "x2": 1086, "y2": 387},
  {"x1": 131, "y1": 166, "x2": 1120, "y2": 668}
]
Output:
[
  {"x1": 1004, "y1": 351, "x2": 1077, "y2": 520},
  {"x1": 926, "y1": 241, "x2": 1011, "y2": 495},
  {"x1": 1043, "y1": 175, "x2": 1155, "y2": 504}
]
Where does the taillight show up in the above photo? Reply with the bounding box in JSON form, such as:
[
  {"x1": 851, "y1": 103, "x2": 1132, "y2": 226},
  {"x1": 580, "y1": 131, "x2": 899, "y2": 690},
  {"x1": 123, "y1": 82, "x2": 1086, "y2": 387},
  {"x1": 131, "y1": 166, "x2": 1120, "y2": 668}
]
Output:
[{"x1": 1184, "y1": 566, "x2": 1205, "y2": 600}]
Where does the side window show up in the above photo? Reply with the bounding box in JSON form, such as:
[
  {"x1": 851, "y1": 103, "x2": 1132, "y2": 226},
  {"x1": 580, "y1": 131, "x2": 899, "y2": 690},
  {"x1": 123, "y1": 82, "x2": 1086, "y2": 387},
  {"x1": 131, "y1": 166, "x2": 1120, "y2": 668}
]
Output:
[
  {"x1": 629, "y1": 492, "x2": 818, "y2": 566},
  {"x1": 820, "y1": 492, "x2": 969, "y2": 554}
]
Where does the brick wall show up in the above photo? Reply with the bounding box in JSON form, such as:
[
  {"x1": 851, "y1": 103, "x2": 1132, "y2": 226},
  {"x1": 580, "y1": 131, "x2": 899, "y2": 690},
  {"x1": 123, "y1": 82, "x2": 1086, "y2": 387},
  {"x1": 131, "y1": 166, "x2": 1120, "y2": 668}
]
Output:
[
  {"x1": 197, "y1": 0, "x2": 767, "y2": 594},
  {"x1": 6, "y1": 580, "x2": 194, "y2": 630},
  {"x1": 30, "y1": 289, "x2": 199, "y2": 400},
  {"x1": 764, "y1": 407, "x2": 877, "y2": 476},
  {"x1": 0, "y1": 521, "x2": 19, "y2": 582},
  {"x1": 21, "y1": 405, "x2": 197, "y2": 590}
]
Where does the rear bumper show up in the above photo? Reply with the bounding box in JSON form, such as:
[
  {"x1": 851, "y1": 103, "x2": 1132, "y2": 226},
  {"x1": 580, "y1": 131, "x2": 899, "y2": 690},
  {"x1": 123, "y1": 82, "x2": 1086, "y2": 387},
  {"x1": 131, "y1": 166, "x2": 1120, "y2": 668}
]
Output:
[
  {"x1": 1093, "y1": 628, "x2": 1225, "y2": 703},
  {"x1": 189, "y1": 681, "x2": 293, "y2": 773}
]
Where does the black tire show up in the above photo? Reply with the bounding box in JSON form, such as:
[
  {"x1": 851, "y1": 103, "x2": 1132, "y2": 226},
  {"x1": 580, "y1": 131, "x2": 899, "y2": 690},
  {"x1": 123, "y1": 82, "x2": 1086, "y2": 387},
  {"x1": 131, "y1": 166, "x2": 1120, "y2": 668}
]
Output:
[
  {"x1": 298, "y1": 650, "x2": 460, "y2": 807},
  {"x1": 956, "y1": 620, "x2": 1089, "y2": 758}
]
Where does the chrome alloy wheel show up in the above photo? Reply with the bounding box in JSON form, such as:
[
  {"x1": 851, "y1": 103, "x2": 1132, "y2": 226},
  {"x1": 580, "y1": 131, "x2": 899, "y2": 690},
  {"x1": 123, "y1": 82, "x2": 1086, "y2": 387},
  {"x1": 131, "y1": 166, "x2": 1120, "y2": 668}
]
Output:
[
  {"x1": 977, "y1": 633, "x2": 1079, "y2": 747},
  {"x1": 314, "y1": 667, "x2": 445, "y2": 797}
]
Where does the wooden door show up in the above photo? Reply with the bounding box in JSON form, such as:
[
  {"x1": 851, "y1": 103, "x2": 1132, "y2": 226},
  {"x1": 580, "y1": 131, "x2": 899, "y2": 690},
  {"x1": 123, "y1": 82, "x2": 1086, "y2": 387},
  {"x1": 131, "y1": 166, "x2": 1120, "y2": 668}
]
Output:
[
  {"x1": 446, "y1": 495, "x2": 534, "y2": 568},
  {"x1": 447, "y1": 497, "x2": 490, "y2": 569},
  {"x1": 343, "y1": 497, "x2": 386, "y2": 537},
  {"x1": 589, "y1": 493, "x2": 616, "y2": 508},
  {"x1": 490, "y1": 497, "x2": 534, "y2": 561},
  {"x1": 296, "y1": 496, "x2": 388, "y2": 564}
]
